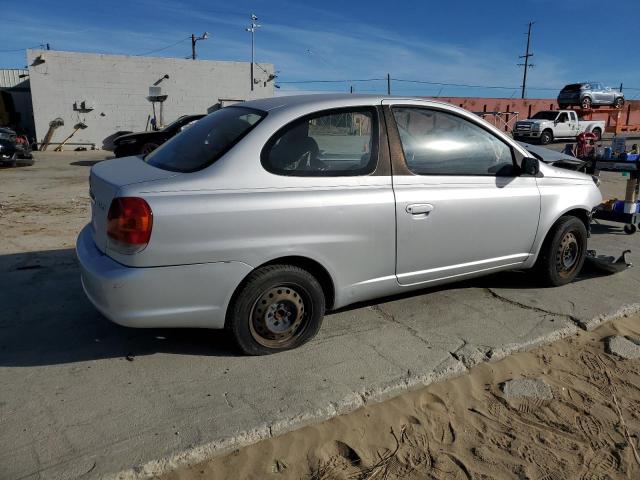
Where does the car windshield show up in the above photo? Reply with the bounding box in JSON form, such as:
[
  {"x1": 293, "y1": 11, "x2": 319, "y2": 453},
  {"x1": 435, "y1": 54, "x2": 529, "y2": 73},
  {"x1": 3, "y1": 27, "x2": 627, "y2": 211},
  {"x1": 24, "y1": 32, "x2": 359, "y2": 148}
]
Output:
[
  {"x1": 145, "y1": 107, "x2": 266, "y2": 173},
  {"x1": 531, "y1": 111, "x2": 558, "y2": 120}
]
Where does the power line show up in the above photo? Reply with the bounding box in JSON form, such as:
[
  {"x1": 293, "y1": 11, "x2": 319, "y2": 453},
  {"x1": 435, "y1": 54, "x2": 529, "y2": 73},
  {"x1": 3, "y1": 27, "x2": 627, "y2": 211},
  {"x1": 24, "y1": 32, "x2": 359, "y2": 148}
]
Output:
[
  {"x1": 135, "y1": 37, "x2": 191, "y2": 56},
  {"x1": 278, "y1": 78, "x2": 385, "y2": 84},
  {"x1": 0, "y1": 45, "x2": 45, "y2": 52}
]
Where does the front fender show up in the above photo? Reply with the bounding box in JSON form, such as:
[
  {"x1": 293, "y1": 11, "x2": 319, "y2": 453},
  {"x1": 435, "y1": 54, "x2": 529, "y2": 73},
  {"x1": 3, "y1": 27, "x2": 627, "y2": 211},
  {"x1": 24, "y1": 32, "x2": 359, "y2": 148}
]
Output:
[{"x1": 526, "y1": 177, "x2": 602, "y2": 267}]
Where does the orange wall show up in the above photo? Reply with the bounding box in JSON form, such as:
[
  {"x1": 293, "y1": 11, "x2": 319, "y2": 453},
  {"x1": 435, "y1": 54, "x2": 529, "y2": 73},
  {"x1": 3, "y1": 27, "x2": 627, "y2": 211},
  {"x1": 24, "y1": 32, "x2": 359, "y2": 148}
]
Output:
[{"x1": 428, "y1": 97, "x2": 640, "y2": 132}]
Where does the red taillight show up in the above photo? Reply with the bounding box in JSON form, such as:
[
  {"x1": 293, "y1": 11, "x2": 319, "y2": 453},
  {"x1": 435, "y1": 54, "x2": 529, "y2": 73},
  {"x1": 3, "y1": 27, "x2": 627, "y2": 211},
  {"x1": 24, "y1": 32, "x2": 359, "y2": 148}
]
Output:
[{"x1": 107, "y1": 197, "x2": 153, "y2": 251}]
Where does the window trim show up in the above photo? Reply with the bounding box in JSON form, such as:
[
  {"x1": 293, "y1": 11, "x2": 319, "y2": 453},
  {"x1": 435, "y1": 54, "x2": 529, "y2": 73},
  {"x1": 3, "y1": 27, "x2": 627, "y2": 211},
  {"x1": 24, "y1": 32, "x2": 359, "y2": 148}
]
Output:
[
  {"x1": 260, "y1": 106, "x2": 381, "y2": 177},
  {"x1": 385, "y1": 105, "x2": 520, "y2": 177}
]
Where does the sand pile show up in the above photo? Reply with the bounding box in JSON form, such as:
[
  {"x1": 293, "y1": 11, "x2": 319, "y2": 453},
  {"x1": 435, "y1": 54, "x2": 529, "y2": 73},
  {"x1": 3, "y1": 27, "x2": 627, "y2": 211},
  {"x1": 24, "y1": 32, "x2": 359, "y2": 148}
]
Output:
[{"x1": 164, "y1": 314, "x2": 640, "y2": 479}]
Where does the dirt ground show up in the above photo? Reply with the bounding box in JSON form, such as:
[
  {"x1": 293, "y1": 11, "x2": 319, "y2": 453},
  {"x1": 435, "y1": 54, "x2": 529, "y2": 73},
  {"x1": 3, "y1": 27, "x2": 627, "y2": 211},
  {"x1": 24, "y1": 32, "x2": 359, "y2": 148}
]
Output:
[
  {"x1": 0, "y1": 151, "x2": 109, "y2": 255},
  {"x1": 163, "y1": 314, "x2": 640, "y2": 480}
]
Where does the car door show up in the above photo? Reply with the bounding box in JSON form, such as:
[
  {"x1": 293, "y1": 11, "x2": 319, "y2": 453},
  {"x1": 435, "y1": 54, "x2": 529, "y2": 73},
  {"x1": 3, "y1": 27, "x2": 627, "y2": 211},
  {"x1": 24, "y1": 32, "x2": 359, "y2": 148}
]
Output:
[
  {"x1": 554, "y1": 112, "x2": 572, "y2": 137},
  {"x1": 593, "y1": 83, "x2": 606, "y2": 105},
  {"x1": 383, "y1": 101, "x2": 541, "y2": 286}
]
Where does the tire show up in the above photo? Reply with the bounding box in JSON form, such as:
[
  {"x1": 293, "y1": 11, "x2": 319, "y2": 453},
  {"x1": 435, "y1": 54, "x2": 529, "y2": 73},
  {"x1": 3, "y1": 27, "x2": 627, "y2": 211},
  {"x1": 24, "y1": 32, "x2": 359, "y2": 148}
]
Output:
[
  {"x1": 581, "y1": 97, "x2": 592, "y2": 109},
  {"x1": 226, "y1": 265, "x2": 325, "y2": 355},
  {"x1": 623, "y1": 224, "x2": 637, "y2": 235},
  {"x1": 539, "y1": 130, "x2": 553, "y2": 145},
  {"x1": 592, "y1": 127, "x2": 602, "y2": 141},
  {"x1": 141, "y1": 143, "x2": 159, "y2": 155},
  {"x1": 535, "y1": 216, "x2": 588, "y2": 287},
  {"x1": 614, "y1": 97, "x2": 625, "y2": 109}
]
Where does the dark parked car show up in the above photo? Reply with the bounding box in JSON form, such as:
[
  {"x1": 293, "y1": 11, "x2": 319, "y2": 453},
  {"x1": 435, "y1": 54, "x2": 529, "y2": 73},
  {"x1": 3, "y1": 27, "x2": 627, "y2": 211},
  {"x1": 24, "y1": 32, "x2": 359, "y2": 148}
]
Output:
[
  {"x1": 557, "y1": 82, "x2": 625, "y2": 110},
  {"x1": 0, "y1": 127, "x2": 33, "y2": 167},
  {"x1": 113, "y1": 115, "x2": 205, "y2": 157}
]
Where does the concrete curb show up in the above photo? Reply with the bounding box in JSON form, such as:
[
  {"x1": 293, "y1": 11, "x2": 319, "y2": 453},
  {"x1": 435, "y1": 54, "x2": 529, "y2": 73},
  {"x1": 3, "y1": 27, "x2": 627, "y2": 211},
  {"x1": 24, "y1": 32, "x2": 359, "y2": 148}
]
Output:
[{"x1": 105, "y1": 304, "x2": 638, "y2": 480}]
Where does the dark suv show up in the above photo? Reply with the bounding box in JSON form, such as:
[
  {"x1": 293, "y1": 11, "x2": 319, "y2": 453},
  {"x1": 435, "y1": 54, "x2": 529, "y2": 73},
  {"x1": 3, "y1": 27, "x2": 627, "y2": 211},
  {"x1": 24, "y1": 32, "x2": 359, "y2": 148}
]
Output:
[{"x1": 558, "y1": 82, "x2": 625, "y2": 110}]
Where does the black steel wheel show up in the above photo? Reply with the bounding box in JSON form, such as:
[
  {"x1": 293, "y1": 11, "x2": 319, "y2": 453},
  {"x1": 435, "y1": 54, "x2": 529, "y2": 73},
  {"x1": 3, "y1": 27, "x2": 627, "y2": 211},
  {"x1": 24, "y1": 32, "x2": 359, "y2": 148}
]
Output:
[
  {"x1": 539, "y1": 130, "x2": 553, "y2": 145},
  {"x1": 226, "y1": 265, "x2": 325, "y2": 355},
  {"x1": 591, "y1": 127, "x2": 602, "y2": 141},
  {"x1": 535, "y1": 216, "x2": 588, "y2": 286},
  {"x1": 624, "y1": 224, "x2": 637, "y2": 235}
]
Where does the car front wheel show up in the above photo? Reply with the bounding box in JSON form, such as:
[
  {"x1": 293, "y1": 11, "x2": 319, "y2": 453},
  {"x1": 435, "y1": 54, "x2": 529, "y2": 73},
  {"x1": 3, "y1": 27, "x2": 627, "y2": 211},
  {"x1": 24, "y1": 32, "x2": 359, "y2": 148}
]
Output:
[
  {"x1": 539, "y1": 130, "x2": 553, "y2": 145},
  {"x1": 226, "y1": 265, "x2": 325, "y2": 355},
  {"x1": 535, "y1": 216, "x2": 587, "y2": 286}
]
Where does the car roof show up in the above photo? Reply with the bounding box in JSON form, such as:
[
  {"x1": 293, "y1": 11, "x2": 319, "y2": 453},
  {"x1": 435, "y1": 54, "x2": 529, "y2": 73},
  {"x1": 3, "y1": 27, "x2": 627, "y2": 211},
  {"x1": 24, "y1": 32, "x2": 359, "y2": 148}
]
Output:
[{"x1": 239, "y1": 93, "x2": 454, "y2": 112}]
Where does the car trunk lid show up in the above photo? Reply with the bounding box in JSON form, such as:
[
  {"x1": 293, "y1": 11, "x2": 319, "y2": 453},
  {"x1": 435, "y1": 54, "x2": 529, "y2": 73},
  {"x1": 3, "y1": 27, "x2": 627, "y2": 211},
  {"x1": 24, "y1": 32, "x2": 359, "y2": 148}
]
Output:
[{"x1": 89, "y1": 157, "x2": 178, "y2": 252}]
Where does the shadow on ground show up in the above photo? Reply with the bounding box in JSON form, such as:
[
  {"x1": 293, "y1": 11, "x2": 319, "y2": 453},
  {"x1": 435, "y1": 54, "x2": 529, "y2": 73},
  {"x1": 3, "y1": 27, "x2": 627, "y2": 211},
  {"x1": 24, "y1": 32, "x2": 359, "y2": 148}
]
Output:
[
  {"x1": 0, "y1": 245, "x2": 620, "y2": 368},
  {"x1": 0, "y1": 248, "x2": 238, "y2": 367}
]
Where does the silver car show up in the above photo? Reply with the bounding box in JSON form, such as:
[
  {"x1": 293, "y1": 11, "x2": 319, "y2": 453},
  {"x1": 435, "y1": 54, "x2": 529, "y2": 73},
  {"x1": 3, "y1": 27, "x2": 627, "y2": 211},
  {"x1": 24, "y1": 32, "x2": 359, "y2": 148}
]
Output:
[
  {"x1": 558, "y1": 82, "x2": 625, "y2": 110},
  {"x1": 77, "y1": 94, "x2": 602, "y2": 355}
]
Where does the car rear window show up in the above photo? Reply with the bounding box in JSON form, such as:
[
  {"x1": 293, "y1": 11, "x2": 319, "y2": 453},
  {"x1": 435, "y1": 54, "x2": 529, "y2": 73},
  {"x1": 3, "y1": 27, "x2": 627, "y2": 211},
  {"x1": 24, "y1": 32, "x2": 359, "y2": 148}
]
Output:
[
  {"x1": 561, "y1": 84, "x2": 583, "y2": 92},
  {"x1": 144, "y1": 106, "x2": 266, "y2": 173}
]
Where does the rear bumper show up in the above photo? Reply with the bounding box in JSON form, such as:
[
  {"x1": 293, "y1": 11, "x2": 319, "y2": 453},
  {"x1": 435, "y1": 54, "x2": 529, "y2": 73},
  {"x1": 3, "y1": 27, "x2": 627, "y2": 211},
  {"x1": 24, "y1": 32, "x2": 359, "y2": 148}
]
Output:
[{"x1": 76, "y1": 225, "x2": 253, "y2": 329}]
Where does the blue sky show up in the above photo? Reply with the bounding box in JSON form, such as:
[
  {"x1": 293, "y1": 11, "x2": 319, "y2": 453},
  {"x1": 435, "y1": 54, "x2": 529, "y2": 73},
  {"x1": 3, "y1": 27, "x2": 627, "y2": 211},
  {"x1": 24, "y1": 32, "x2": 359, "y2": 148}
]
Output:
[{"x1": 2, "y1": 0, "x2": 639, "y2": 98}]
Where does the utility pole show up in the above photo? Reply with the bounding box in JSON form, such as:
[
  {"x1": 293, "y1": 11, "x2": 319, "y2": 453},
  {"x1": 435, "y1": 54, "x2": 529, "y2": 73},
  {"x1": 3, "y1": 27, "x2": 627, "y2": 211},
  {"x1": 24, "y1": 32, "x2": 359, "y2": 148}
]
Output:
[
  {"x1": 246, "y1": 14, "x2": 261, "y2": 92},
  {"x1": 387, "y1": 73, "x2": 391, "y2": 95},
  {"x1": 191, "y1": 32, "x2": 209, "y2": 60},
  {"x1": 518, "y1": 21, "x2": 535, "y2": 99}
]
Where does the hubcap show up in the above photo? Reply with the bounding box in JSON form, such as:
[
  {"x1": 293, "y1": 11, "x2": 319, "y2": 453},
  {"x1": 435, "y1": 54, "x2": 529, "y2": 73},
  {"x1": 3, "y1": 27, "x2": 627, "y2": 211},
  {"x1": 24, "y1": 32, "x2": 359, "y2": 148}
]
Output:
[
  {"x1": 249, "y1": 285, "x2": 308, "y2": 348},
  {"x1": 556, "y1": 232, "x2": 580, "y2": 277}
]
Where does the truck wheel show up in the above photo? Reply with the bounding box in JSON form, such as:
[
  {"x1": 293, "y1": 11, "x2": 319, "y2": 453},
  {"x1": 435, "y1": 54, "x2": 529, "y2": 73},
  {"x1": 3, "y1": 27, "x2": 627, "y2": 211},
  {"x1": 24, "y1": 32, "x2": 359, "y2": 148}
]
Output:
[
  {"x1": 535, "y1": 216, "x2": 587, "y2": 286},
  {"x1": 592, "y1": 127, "x2": 602, "y2": 141},
  {"x1": 226, "y1": 265, "x2": 325, "y2": 355},
  {"x1": 614, "y1": 97, "x2": 625, "y2": 109},
  {"x1": 539, "y1": 130, "x2": 553, "y2": 145},
  {"x1": 581, "y1": 97, "x2": 592, "y2": 109}
]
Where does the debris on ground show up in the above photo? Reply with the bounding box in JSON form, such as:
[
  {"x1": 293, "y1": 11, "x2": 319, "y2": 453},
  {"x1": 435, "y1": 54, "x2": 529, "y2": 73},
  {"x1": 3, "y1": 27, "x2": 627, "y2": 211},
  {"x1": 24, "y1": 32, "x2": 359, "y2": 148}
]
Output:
[
  {"x1": 501, "y1": 378, "x2": 553, "y2": 401},
  {"x1": 606, "y1": 335, "x2": 640, "y2": 359}
]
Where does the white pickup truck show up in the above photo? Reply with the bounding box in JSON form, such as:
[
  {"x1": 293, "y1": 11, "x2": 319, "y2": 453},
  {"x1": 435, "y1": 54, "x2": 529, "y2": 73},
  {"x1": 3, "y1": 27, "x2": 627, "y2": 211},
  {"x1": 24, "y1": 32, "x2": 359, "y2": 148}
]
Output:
[{"x1": 513, "y1": 110, "x2": 605, "y2": 145}]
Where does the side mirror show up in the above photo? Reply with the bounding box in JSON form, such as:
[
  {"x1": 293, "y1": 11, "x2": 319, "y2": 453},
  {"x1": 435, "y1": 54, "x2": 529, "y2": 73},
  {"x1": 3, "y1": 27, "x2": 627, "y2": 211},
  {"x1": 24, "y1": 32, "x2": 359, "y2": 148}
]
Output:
[{"x1": 521, "y1": 157, "x2": 540, "y2": 176}]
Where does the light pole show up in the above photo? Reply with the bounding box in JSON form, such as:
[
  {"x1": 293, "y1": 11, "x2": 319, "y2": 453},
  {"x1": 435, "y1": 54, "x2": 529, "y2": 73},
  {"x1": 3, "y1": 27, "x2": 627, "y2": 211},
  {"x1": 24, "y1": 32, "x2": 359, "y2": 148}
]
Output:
[
  {"x1": 245, "y1": 14, "x2": 261, "y2": 91},
  {"x1": 191, "y1": 32, "x2": 209, "y2": 60}
]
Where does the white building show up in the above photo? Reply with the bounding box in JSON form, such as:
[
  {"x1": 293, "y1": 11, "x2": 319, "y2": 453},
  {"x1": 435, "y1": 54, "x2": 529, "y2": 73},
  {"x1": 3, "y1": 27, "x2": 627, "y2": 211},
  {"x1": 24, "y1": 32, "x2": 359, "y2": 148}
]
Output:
[{"x1": 26, "y1": 49, "x2": 274, "y2": 148}]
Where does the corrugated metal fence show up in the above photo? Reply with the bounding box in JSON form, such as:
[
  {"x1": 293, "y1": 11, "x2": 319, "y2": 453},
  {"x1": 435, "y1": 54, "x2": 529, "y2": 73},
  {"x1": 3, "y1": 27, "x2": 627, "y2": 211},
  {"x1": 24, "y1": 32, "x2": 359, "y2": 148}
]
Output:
[{"x1": 0, "y1": 69, "x2": 28, "y2": 89}]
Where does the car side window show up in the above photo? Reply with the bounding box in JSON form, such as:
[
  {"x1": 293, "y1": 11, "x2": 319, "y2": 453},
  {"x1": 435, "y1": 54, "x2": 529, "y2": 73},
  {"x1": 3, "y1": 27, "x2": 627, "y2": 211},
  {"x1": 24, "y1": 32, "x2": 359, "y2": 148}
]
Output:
[
  {"x1": 557, "y1": 113, "x2": 568, "y2": 123},
  {"x1": 262, "y1": 108, "x2": 377, "y2": 176},
  {"x1": 391, "y1": 107, "x2": 515, "y2": 176}
]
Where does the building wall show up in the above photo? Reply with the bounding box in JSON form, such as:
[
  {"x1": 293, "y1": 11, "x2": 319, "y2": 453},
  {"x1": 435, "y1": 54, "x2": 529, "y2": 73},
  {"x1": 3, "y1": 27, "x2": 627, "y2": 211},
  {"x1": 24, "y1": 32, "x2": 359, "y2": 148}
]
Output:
[
  {"x1": 434, "y1": 97, "x2": 640, "y2": 132},
  {"x1": 27, "y1": 49, "x2": 274, "y2": 148}
]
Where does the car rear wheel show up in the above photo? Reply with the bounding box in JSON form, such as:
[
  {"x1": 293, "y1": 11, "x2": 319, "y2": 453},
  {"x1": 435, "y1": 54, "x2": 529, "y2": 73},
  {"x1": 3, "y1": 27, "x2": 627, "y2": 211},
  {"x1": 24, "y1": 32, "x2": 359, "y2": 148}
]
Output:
[
  {"x1": 535, "y1": 216, "x2": 587, "y2": 286},
  {"x1": 614, "y1": 97, "x2": 625, "y2": 109},
  {"x1": 539, "y1": 130, "x2": 553, "y2": 145},
  {"x1": 581, "y1": 97, "x2": 592, "y2": 109},
  {"x1": 141, "y1": 142, "x2": 159, "y2": 155},
  {"x1": 226, "y1": 265, "x2": 325, "y2": 355}
]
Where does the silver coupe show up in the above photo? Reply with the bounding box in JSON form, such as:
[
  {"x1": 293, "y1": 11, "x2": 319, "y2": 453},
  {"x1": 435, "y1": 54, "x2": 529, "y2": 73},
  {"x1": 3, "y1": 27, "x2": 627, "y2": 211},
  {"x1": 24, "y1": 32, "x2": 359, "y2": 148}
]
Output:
[{"x1": 77, "y1": 94, "x2": 602, "y2": 354}]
